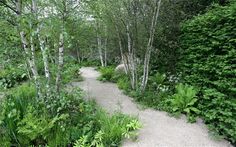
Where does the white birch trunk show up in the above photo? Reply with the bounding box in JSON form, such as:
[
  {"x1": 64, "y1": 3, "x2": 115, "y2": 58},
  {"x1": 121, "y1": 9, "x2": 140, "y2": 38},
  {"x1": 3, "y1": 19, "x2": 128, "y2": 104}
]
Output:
[
  {"x1": 98, "y1": 37, "x2": 104, "y2": 67},
  {"x1": 56, "y1": 33, "x2": 64, "y2": 93},
  {"x1": 115, "y1": 25, "x2": 128, "y2": 74},
  {"x1": 38, "y1": 31, "x2": 50, "y2": 93},
  {"x1": 104, "y1": 26, "x2": 108, "y2": 66},
  {"x1": 96, "y1": 20, "x2": 104, "y2": 67},
  {"x1": 104, "y1": 38, "x2": 107, "y2": 67},
  {"x1": 141, "y1": 0, "x2": 162, "y2": 91},
  {"x1": 20, "y1": 31, "x2": 41, "y2": 97},
  {"x1": 16, "y1": 0, "x2": 41, "y2": 98},
  {"x1": 126, "y1": 24, "x2": 136, "y2": 89}
]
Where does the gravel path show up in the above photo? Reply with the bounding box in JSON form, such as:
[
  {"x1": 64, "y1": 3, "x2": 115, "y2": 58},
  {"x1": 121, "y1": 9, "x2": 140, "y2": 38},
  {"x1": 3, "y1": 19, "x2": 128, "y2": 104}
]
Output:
[{"x1": 71, "y1": 67, "x2": 231, "y2": 147}]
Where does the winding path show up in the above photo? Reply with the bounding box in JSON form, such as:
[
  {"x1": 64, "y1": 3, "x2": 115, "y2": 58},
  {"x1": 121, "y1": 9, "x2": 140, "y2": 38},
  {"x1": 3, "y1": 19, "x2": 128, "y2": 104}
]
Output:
[{"x1": 71, "y1": 67, "x2": 231, "y2": 147}]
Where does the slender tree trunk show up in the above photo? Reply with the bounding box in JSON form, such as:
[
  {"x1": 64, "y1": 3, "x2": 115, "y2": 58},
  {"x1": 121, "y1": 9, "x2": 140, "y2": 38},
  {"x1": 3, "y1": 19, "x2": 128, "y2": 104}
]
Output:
[
  {"x1": 55, "y1": 1, "x2": 67, "y2": 94},
  {"x1": 104, "y1": 26, "x2": 108, "y2": 66},
  {"x1": 126, "y1": 24, "x2": 136, "y2": 89},
  {"x1": 16, "y1": 0, "x2": 42, "y2": 98},
  {"x1": 96, "y1": 20, "x2": 104, "y2": 67},
  {"x1": 115, "y1": 25, "x2": 128, "y2": 73},
  {"x1": 20, "y1": 31, "x2": 41, "y2": 97},
  {"x1": 98, "y1": 36, "x2": 104, "y2": 67},
  {"x1": 141, "y1": 0, "x2": 162, "y2": 91},
  {"x1": 56, "y1": 33, "x2": 64, "y2": 93},
  {"x1": 38, "y1": 31, "x2": 50, "y2": 94},
  {"x1": 104, "y1": 38, "x2": 107, "y2": 67}
]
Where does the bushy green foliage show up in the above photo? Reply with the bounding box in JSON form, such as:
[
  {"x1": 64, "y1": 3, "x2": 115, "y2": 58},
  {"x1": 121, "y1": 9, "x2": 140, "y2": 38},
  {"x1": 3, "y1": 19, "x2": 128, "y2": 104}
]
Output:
[
  {"x1": 169, "y1": 84, "x2": 200, "y2": 122},
  {"x1": 117, "y1": 75, "x2": 130, "y2": 91},
  {"x1": 180, "y1": 1, "x2": 236, "y2": 143},
  {"x1": 98, "y1": 66, "x2": 115, "y2": 82},
  {"x1": 81, "y1": 60, "x2": 101, "y2": 67},
  {"x1": 0, "y1": 65, "x2": 28, "y2": 89},
  {"x1": 73, "y1": 111, "x2": 141, "y2": 147},
  {"x1": 62, "y1": 63, "x2": 83, "y2": 84},
  {"x1": 0, "y1": 84, "x2": 140, "y2": 146}
]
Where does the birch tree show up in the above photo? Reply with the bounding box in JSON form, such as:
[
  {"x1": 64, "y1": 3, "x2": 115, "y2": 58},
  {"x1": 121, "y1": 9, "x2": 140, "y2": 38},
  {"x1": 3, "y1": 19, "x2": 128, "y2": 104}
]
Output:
[
  {"x1": 17, "y1": 0, "x2": 42, "y2": 98},
  {"x1": 141, "y1": 0, "x2": 162, "y2": 91},
  {"x1": 38, "y1": 27, "x2": 51, "y2": 94},
  {"x1": 55, "y1": 1, "x2": 66, "y2": 93},
  {"x1": 104, "y1": 26, "x2": 108, "y2": 67},
  {"x1": 96, "y1": 20, "x2": 105, "y2": 67}
]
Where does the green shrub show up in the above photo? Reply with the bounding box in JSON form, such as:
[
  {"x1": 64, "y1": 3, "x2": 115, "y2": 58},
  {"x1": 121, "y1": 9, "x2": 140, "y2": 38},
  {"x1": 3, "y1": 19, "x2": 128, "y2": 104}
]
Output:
[
  {"x1": 98, "y1": 66, "x2": 115, "y2": 82},
  {"x1": 74, "y1": 111, "x2": 141, "y2": 147},
  {"x1": 180, "y1": 1, "x2": 236, "y2": 143},
  {"x1": 0, "y1": 84, "x2": 37, "y2": 146},
  {"x1": 62, "y1": 63, "x2": 83, "y2": 84},
  {"x1": 169, "y1": 84, "x2": 200, "y2": 122},
  {"x1": 0, "y1": 65, "x2": 28, "y2": 89},
  {"x1": 117, "y1": 75, "x2": 130, "y2": 91},
  {"x1": 114, "y1": 71, "x2": 179, "y2": 110},
  {"x1": 0, "y1": 85, "x2": 140, "y2": 146},
  {"x1": 149, "y1": 72, "x2": 166, "y2": 88},
  {"x1": 81, "y1": 60, "x2": 101, "y2": 67}
]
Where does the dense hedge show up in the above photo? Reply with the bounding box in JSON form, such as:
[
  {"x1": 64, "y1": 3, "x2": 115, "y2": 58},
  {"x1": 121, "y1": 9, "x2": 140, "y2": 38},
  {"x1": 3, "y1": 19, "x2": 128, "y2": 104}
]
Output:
[{"x1": 180, "y1": 1, "x2": 236, "y2": 143}]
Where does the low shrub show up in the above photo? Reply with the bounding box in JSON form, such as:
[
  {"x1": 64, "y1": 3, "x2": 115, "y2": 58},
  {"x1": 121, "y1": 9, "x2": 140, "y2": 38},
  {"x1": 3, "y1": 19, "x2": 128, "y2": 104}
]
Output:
[
  {"x1": 81, "y1": 60, "x2": 101, "y2": 67},
  {"x1": 0, "y1": 84, "x2": 140, "y2": 146},
  {"x1": 62, "y1": 63, "x2": 83, "y2": 84},
  {"x1": 0, "y1": 65, "x2": 28, "y2": 89},
  {"x1": 115, "y1": 71, "x2": 177, "y2": 110},
  {"x1": 74, "y1": 111, "x2": 141, "y2": 147},
  {"x1": 169, "y1": 84, "x2": 200, "y2": 122},
  {"x1": 98, "y1": 66, "x2": 115, "y2": 82},
  {"x1": 116, "y1": 74, "x2": 130, "y2": 91}
]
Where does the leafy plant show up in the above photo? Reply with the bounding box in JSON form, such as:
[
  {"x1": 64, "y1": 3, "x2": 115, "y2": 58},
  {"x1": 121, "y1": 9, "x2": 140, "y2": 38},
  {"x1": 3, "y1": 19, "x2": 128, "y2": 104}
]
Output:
[
  {"x1": 95, "y1": 110, "x2": 140, "y2": 146},
  {"x1": 170, "y1": 84, "x2": 200, "y2": 122},
  {"x1": 0, "y1": 85, "x2": 141, "y2": 146},
  {"x1": 0, "y1": 66, "x2": 28, "y2": 89},
  {"x1": 98, "y1": 66, "x2": 115, "y2": 82},
  {"x1": 149, "y1": 72, "x2": 166, "y2": 87},
  {"x1": 74, "y1": 135, "x2": 89, "y2": 147},
  {"x1": 122, "y1": 119, "x2": 141, "y2": 140},
  {"x1": 62, "y1": 63, "x2": 83, "y2": 84}
]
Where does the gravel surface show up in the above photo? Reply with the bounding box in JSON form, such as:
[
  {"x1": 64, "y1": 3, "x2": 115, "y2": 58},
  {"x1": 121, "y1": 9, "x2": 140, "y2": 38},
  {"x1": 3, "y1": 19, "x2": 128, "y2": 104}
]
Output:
[{"x1": 71, "y1": 67, "x2": 231, "y2": 147}]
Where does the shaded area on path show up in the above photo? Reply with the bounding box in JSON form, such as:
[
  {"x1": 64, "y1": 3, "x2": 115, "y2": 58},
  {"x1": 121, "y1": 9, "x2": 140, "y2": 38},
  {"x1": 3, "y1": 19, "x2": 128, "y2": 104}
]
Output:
[{"x1": 70, "y1": 67, "x2": 231, "y2": 147}]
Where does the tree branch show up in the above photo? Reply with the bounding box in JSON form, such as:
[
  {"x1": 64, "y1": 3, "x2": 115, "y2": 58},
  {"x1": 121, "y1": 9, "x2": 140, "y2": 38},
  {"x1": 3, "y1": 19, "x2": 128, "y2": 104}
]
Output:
[{"x1": 0, "y1": 1, "x2": 18, "y2": 14}]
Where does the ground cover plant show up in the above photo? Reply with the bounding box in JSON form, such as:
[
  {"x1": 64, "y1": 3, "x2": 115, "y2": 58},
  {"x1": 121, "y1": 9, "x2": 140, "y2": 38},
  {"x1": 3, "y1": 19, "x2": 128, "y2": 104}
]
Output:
[{"x1": 0, "y1": 84, "x2": 141, "y2": 146}]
